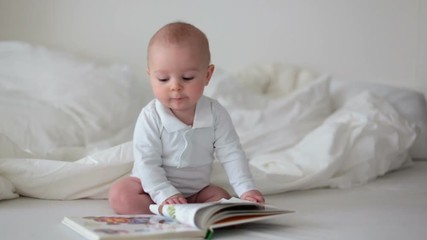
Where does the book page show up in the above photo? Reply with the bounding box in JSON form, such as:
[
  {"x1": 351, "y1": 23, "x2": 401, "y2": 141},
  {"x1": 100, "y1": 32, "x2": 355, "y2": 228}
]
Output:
[
  {"x1": 149, "y1": 198, "x2": 293, "y2": 230},
  {"x1": 150, "y1": 202, "x2": 217, "y2": 228},
  {"x1": 150, "y1": 198, "x2": 267, "y2": 229}
]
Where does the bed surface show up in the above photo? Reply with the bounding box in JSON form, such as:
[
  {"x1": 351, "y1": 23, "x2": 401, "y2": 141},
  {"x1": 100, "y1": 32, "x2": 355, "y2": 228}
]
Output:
[{"x1": 1, "y1": 161, "x2": 426, "y2": 240}]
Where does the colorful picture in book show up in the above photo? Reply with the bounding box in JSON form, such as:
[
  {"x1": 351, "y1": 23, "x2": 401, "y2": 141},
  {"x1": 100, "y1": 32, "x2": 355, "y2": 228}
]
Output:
[
  {"x1": 80, "y1": 215, "x2": 193, "y2": 236},
  {"x1": 84, "y1": 216, "x2": 155, "y2": 225}
]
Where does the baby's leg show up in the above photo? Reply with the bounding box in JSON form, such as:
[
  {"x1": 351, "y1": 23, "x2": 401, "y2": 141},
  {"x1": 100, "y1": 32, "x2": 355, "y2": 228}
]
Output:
[
  {"x1": 188, "y1": 184, "x2": 231, "y2": 203},
  {"x1": 108, "y1": 176, "x2": 154, "y2": 214}
]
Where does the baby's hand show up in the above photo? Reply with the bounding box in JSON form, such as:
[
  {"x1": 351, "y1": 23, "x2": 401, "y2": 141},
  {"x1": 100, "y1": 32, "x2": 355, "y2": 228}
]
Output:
[
  {"x1": 240, "y1": 190, "x2": 265, "y2": 204},
  {"x1": 163, "y1": 194, "x2": 187, "y2": 205}
]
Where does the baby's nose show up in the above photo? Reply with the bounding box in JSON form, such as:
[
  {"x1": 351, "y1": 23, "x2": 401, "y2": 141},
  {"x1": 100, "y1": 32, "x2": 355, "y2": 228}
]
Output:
[{"x1": 170, "y1": 79, "x2": 183, "y2": 91}]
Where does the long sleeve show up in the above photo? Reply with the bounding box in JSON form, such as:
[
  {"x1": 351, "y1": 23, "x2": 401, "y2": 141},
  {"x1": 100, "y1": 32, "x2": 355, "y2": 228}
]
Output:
[
  {"x1": 132, "y1": 103, "x2": 180, "y2": 204},
  {"x1": 212, "y1": 101, "x2": 257, "y2": 197}
]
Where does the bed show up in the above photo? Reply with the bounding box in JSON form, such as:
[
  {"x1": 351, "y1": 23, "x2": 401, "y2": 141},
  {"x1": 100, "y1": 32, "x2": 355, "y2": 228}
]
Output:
[
  {"x1": 2, "y1": 162, "x2": 426, "y2": 240},
  {"x1": 1, "y1": 41, "x2": 427, "y2": 240}
]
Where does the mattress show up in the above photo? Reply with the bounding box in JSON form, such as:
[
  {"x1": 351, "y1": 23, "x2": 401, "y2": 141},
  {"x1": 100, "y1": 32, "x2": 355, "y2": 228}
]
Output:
[{"x1": 1, "y1": 161, "x2": 426, "y2": 240}]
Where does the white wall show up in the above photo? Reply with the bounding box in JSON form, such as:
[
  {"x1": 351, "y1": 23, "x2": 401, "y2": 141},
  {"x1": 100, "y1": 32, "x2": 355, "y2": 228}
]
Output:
[
  {"x1": 0, "y1": 0, "x2": 425, "y2": 94},
  {"x1": 419, "y1": 0, "x2": 427, "y2": 93}
]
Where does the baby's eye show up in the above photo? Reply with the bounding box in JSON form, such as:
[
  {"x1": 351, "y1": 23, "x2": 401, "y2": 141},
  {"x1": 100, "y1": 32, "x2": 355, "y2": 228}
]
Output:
[
  {"x1": 157, "y1": 78, "x2": 169, "y2": 82},
  {"x1": 182, "y1": 76, "x2": 194, "y2": 81}
]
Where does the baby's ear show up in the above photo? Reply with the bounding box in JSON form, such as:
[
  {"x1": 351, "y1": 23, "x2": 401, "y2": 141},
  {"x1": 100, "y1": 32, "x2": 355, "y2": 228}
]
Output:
[{"x1": 205, "y1": 64, "x2": 215, "y2": 85}]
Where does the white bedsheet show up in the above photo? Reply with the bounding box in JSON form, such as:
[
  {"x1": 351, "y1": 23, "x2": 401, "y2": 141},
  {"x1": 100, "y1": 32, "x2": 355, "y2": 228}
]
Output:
[
  {"x1": 1, "y1": 161, "x2": 426, "y2": 240},
  {"x1": 0, "y1": 75, "x2": 417, "y2": 200}
]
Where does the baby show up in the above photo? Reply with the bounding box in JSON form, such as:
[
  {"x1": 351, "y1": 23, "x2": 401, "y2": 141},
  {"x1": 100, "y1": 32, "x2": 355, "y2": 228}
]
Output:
[{"x1": 109, "y1": 21, "x2": 264, "y2": 214}]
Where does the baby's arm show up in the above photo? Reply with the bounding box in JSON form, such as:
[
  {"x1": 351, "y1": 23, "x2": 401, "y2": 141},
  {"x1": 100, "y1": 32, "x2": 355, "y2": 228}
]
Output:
[
  {"x1": 133, "y1": 106, "x2": 181, "y2": 204},
  {"x1": 240, "y1": 189, "x2": 265, "y2": 204},
  {"x1": 212, "y1": 102, "x2": 261, "y2": 203}
]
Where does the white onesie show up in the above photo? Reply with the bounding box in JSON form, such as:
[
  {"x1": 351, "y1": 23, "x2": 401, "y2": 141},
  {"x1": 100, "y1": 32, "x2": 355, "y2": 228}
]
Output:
[{"x1": 131, "y1": 96, "x2": 256, "y2": 203}]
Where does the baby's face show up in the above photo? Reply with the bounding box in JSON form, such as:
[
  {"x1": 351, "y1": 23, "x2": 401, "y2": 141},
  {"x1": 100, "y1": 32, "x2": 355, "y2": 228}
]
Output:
[{"x1": 147, "y1": 42, "x2": 213, "y2": 116}]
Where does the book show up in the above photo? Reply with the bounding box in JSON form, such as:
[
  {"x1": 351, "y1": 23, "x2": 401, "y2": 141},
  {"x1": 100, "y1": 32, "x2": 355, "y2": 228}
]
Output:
[
  {"x1": 62, "y1": 214, "x2": 203, "y2": 240},
  {"x1": 62, "y1": 198, "x2": 293, "y2": 240}
]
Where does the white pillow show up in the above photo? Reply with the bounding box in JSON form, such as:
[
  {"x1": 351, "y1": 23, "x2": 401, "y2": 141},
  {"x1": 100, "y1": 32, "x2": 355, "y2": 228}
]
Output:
[
  {"x1": 210, "y1": 76, "x2": 333, "y2": 194},
  {"x1": 0, "y1": 41, "x2": 145, "y2": 160},
  {"x1": 330, "y1": 80, "x2": 427, "y2": 159},
  {"x1": 233, "y1": 63, "x2": 319, "y2": 98},
  {"x1": 237, "y1": 76, "x2": 332, "y2": 157},
  {"x1": 206, "y1": 67, "x2": 332, "y2": 157}
]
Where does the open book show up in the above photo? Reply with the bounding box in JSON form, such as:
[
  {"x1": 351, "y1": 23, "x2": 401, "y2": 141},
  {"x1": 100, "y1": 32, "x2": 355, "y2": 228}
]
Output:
[{"x1": 62, "y1": 198, "x2": 293, "y2": 240}]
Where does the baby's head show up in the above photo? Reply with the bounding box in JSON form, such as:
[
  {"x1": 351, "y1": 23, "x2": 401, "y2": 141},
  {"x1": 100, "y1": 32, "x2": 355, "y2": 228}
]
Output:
[
  {"x1": 147, "y1": 21, "x2": 211, "y2": 69},
  {"x1": 146, "y1": 22, "x2": 215, "y2": 118}
]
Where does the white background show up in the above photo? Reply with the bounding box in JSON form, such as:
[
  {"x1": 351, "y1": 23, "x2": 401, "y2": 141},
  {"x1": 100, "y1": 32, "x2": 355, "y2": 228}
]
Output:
[{"x1": 0, "y1": 0, "x2": 425, "y2": 94}]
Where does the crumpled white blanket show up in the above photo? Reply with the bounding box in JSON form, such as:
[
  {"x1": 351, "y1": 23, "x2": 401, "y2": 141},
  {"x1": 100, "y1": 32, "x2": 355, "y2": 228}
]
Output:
[
  {"x1": 0, "y1": 67, "x2": 417, "y2": 200},
  {"x1": 209, "y1": 69, "x2": 416, "y2": 194},
  {"x1": 212, "y1": 90, "x2": 416, "y2": 194}
]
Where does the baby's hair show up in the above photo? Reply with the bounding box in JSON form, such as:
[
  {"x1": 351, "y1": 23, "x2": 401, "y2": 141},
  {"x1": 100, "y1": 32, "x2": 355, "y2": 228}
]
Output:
[{"x1": 147, "y1": 21, "x2": 211, "y2": 65}]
